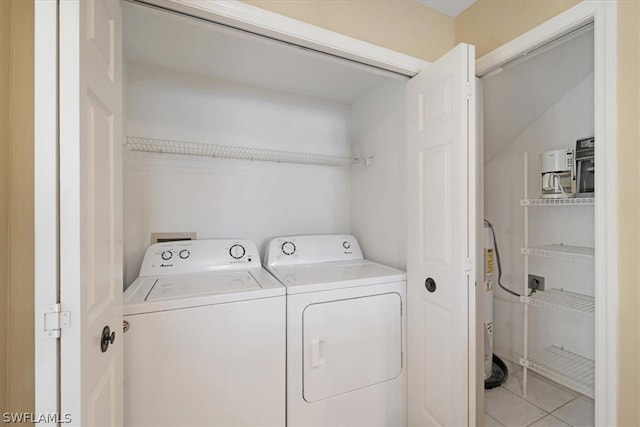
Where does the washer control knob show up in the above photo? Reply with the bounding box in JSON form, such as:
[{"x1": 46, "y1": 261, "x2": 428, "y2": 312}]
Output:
[
  {"x1": 281, "y1": 241, "x2": 296, "y2": 256},
  {"x1": 179, "y1": 249, "x2": 190, "y2": 259},
  {"x1": 343, "y1": 241, "x2": 351, "y2": 249},
  {"x1": 161, "y1": 251, "x2": 173, "y2": 261},
  {"x1": 229, "y1": 244, "x2": 246, "y2": 259}
]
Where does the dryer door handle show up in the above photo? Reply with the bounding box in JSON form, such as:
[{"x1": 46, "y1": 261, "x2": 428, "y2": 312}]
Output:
[{"x1": 310, "y1": 339, "x2": 326, "y2": 368}]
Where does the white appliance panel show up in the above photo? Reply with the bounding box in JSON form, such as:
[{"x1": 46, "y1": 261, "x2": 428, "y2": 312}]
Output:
[
  {"x1": 270, "y1": 260, "x2": 406, "y2": 294},
  {"x1": 302, "y1": 292, "x2": 402, "y2": 402},
  {"x1": 124, "y1": 239, "x2": 286, "y2": 426},
  {"x1": 145, "y1": 271, "x2": 260, "y2": 301},
  {"x1": 124, "y1": 268, "x2": 284, "y2": 315},
  {"x1": 286, "y1": 282, "x2": 406, "y2": 427},
  {"x1": 265, "y1": 235, "x2": 363, "y2": 266},
  {"x1": 124, "y1": 297, "x2": 285, "y2": 426},
  {"x1": 269, "y1": 236, "x2": 406, "y2": 427},
  {"x1": 138, "y1": 239, "x2": 260, "y2": 277}
]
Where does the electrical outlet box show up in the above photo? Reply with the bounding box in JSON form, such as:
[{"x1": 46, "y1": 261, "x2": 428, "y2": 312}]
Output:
[{"x1": 528, "y1": 274, "x2": 545, "y2": 291}]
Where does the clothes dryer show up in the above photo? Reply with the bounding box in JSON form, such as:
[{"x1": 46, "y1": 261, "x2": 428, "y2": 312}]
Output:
[
  {"x1": 265, "y1": 235, "x2": 406, "y2": 427},
  {"x1": 124, "y1": 239, "x2": 285, "y2": 426}
]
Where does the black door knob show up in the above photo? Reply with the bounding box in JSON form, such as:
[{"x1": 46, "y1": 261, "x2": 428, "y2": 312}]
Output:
[
  {"x1": 425, "y1": 277, "x2": 437, "y2": 293},
  {"x1": 101, "y1": 325, "x2": 116, "y2": 353}
]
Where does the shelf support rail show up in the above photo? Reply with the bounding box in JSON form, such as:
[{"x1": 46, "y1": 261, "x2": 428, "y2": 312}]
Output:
[{"x1": 523, "y1": 152, "x2": 529, "y2": 398}]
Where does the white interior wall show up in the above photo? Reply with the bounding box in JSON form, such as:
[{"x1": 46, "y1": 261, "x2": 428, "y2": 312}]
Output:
[
  {"x1": 350, "y1": 80, "x2": 408, "y2": 270},
  {"x1": 123, "y1": 63, "x2": 353, "y2": 286},
  {"x1": 483, "y1": 29, "x2": 594, "y2": 161},
  {"x1": 484, "y1": 72, "x2": 595, "y2": 361}
]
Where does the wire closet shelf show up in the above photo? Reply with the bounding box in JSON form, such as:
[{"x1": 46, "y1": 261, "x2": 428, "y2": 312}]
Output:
[
  {"x1": 521, "y1": 244, "x2": 595, "y2": 262},
  {"x1": 524, "y1": 345, "x2": 595, "y2": 399},
  {"x1": 520, "y1": 198, "x2": 594, "y2": 206},
  {"x1": 523, "y1": 288, "x2": 595, "y2": 318},
  {"x1": 125, "y1": 136, "x2": 363, "y2": 167}
]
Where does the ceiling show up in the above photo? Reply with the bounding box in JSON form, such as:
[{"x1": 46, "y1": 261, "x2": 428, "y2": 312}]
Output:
[
  {"x1": 415, "y1": 0, "x2": 476, "y2": 17},
  {"x1": 482, "y1": 28, "x2": 594, "y2": 162},
  {"x1": 123, "y1": 2, "x2": 400, "y2": 105}
]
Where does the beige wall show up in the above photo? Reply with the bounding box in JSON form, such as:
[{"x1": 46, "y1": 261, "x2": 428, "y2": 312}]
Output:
[
  {"x1": 1, "y1": 0, "x2": 35, "y2": 419},
  {"x1": 454, "y1": 1, "x2": 640, "y2": 425},
  {"x1": 0, "y1": 0, "x2": 11, "y2": 414},
  {"x1": 455, "y1": 0, "x2": 581, "y2": 57},
  {"x1": 241, "y1": 0, "x2": 455, "y2": 62},
  {"x1": 616, "y1": 1, "x2": 640, "y2": 425}
]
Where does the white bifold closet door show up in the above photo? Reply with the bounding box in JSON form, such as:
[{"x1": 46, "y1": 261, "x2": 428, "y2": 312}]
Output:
[
  {"x1": 406, "y1": 43, "x2": 477, "y2": 427},
  {"x1": 59, "y1": 0, "x2": 124, "y2": 425}
]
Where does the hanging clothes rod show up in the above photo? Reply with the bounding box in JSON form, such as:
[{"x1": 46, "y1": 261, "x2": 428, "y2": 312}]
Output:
[{"x1": 125, "y1": 136, "x2": 367, "y2": 167}]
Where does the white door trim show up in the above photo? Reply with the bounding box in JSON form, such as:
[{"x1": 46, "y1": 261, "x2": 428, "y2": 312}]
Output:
[
  {"x1": 476, "y1": 2, "x2": 618, "y2": 425},
  {"x1": 34, "y1": 0, "x2": 60, "y2": 419},
  {"x1": 137, "y1": 0, "x2": 430, "y2": 76}
]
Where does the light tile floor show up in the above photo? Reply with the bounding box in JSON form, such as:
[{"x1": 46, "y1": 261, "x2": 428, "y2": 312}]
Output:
[{"x1": 484, "y1": 358, "x2": 594, "y2": 427}]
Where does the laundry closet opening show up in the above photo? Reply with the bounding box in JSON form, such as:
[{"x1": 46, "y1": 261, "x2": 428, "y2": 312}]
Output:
[
  {"x1": 480, "y1": 24, "x2": 596, "y2": 426},
  {"x1": 122, "y1": 1, "x2": 409, "y2": 287}
]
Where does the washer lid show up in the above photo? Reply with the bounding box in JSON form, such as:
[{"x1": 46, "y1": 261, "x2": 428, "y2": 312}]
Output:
[
  {"x1": 267, "y1": 259, "x2": 406, "y2": 295},
  {"x1": 146, "y1": 271, "x2": 260, "y2": 302},
  {"x1": 124, "y1": 268, "x2": 284, "y2": 315}
]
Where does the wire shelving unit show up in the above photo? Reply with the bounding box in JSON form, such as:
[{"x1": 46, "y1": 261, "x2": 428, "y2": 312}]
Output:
[
  {"x1": 519, "y1": 153, "x2": 595, "y2": 400},
  {"x1": 125, "y1": 136, "x2": 363, "y2": 167}
]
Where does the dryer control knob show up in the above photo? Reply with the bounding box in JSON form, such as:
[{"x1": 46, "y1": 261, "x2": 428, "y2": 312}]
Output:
[
  {"x1": 282, "y1": 241, "x2": 296, "y2": 256},
  {"x1": 229, "y1": 244, "x2": 246, "y2": 259},
  {"x1": 161, "y1": 251, "x2": 173, "y2": 261},
  {"x1": 343, "y1": 241, "x2": 351, "y2": 249},
  {"x1": 179, "y1": 249, "x2": 190, "y2": 259}
]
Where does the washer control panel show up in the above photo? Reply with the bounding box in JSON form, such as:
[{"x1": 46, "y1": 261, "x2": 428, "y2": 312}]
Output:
[
  {"x1": 139, "y1": 239, "x2": 260, "y2": 277},
  {"x1": 265, "y1": 235, "x2": 363, "y2": 267}
]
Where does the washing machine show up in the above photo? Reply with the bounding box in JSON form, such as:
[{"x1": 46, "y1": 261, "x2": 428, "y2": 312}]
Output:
[
  {"x1": 265, "y1": 235, "x2": 406, "y2": 427},
  {"x1": 123, "y1": 239, "x2": 285, "y2": 427}
]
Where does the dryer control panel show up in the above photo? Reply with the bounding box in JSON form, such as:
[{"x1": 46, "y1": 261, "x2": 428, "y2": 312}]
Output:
[
  {"x1": 265, "y1": 235, "x2": 363, "y2": 267},
  {"x1": 139, "y1": 239, "x2": 260, "y2": 276}
]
